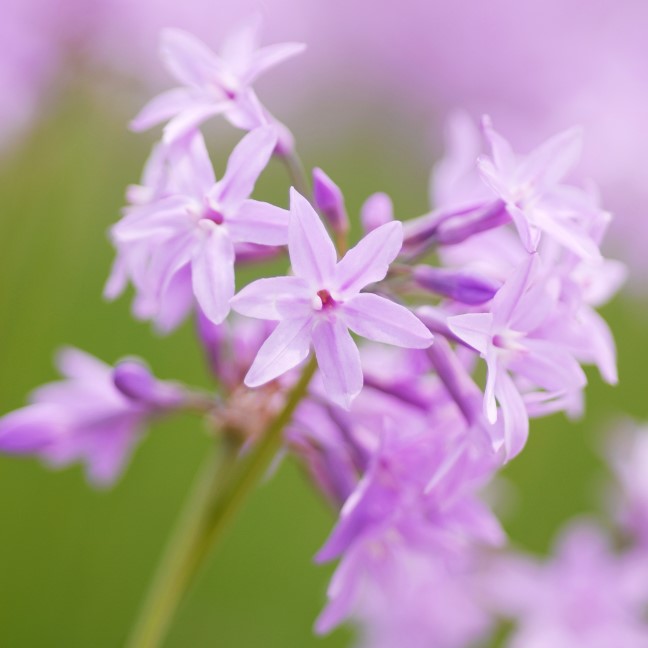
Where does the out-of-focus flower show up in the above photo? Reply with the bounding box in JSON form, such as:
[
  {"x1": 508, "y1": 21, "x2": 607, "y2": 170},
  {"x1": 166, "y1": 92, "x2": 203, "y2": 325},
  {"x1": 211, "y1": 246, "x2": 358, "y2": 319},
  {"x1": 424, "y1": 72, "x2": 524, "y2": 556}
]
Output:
[
  {"x1": 486, "y1": 522, "x2": 648, "y2": 648},
  {"x1": 231, "y1": 188, "x2": 433, "y2": 408},
  {"x1": 606, "y1": 422, "x2": 648, "y2": 548},
  {"x1": 130, "y1": 16, "x2": 305, "y2": 144},
  {"x1": 0, "y1": 348, "x2": 186, "y2": 486},
  {"x1": 106, "y1": 126, "x2": 287, "y2": 330}
]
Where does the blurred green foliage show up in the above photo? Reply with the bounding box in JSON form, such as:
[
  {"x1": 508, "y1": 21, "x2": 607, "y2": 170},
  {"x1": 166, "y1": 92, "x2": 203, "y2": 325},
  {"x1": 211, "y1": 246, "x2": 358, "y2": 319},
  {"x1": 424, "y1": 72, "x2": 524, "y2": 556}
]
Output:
[{"x1": 1, "y1": 92, "x2": 646, "y2": 647}]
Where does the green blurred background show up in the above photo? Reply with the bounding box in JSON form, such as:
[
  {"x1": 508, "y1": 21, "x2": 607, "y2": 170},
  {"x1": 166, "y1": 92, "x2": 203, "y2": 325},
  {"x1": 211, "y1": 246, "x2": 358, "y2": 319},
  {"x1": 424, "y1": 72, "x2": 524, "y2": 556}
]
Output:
[{"x1": 1, "y1": 90, "x2": 646, "y2": 647}]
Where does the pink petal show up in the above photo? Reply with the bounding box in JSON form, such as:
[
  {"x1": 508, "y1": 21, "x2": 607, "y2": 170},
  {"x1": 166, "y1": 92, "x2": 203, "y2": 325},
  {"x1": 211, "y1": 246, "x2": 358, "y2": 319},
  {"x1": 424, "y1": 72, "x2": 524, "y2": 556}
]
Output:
[
  {"x1": 312, "y1": 318, "x2": 363, "y2": 409},
  {"x1": 492, "y1": 254, "x2": 537, "y2": 327},
  {"x1": 520, "y1": 126, "x2": 583, "y2": 191},
  {"x1": 130, "y1": 88, "x2": 196, "y2": 132},
  {"x1": 288, "y1": 188, "x2": 337, "y2": 286},
  {"x1": 446, "y1": 313, "x2": 493, "y2": 354},
  {"x1": 230, "y1": 276, "x2": 311, "y2": 320},
  {"x1": 341, "y1": 293, "x2": 433, "y2": 349},
  {"x1": 227, "y1": 199, "x2": 289, "y2": 245},
  {"x1": 244, "y1": 42, "x2": 307, "y2": 85},
  {"x1": 171, "y1": 131, "x2": 216, "y2": 197},
  {"x1": 191, "y1": 221, "x2": 235, "y2": 324},
  {"x1": 160, "y1": 29, "x2": 223, "y2": 88},
  {"x1": 213, "y1": 126, "x2": 277, "y2": 210},
  {"x1": 245, "y1": 317, "x2": 312, "y2": 387},
  {"x1": 495, "y1": 371, "x2": 529, "y2": 459},
  {"x1": 531, "y1": 205, "x2": 600, "y2": 260},
  {"x1": 162, "y1": 103, "x2": 226, "y2": 145},
  {"x1": 155, "y1": 264, "x2": 194, "y2": 334},
  {"x1": 481, "y1": 115, "x2": 516, "y2": 178},
  {"x1": 335, "y1": 221, "x2": 403, "y2": 298}
]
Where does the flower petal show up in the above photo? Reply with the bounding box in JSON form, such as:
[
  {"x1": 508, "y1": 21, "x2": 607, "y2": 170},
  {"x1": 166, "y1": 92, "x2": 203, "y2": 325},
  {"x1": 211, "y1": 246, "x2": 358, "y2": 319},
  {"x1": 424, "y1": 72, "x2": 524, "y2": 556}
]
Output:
[
  {"x1": 335, "y1": 221, "x2": 403, "y2": 298},
  {"x1": 162, "y1": 103, "x2": 227, "y2": 145},
  {"x1": 446, "y1": 313, "x2": 493, "y2": 354},
  {"x1": 245, "y1": 318, "x2": 312, "y2": 387},
  {"x1": 227, "y1": 199, "x2": 289, "y2": 245},
  {"x1": 495, "y1": 371, "x2": 529, "y2": 459},
  {"x1": 341, "y1": 293, "x2": 433, "y2": 349},
  {"x1": 312, "y1": 319, "x2": 363, "y2": 409},
  {"x1": 0, "y1": 404, "x2": 62, "y2": 454},
  {"x1": 213, "y1": 126, "x2": 277, "y2": 210},
  {"x1": 244, "y1": 42, "x2": 307, "y2": 85},
  {"x1": 160, "y1": 28, "x2": 223, "y2": 88},
  {"x1": 130, "y1": 88, "x2": 196, "y2": 132},
  {"x1": 191, "y1": 221, "x2": 235, "y2": 324},
  {"x1": 231, "y1": 276, "x2": 311, "y2": 320},
  {"x1": 288, "y1": 188, "x2": 337, "y2": 286}
]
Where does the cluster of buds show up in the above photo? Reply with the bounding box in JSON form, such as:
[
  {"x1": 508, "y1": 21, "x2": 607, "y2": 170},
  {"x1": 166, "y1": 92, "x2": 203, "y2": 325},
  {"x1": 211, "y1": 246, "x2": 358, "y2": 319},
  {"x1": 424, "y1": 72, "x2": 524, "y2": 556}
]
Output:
[{"x1": 0, "y1": 18, "x2": 636, "y2": 647}]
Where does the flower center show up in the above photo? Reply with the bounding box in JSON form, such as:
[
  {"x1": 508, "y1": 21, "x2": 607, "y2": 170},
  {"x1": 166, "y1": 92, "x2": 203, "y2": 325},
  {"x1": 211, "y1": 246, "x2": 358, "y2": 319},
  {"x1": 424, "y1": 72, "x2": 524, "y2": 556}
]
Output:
[
  {"x1": 315, "y1": 289, "x2": 337, "y2": 311},
  {"x1": 202, "y1": 205, "x2": 224, "y2": 225}
]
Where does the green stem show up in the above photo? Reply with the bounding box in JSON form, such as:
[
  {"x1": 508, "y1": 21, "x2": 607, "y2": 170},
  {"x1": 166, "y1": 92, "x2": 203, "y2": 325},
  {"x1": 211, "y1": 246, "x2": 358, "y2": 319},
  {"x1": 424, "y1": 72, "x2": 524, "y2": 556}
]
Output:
[
  {"x1": 279, "y1": 149, "x2": 311, "y2": 198},
  {"x1": 126, "y1": 357, "x2": 318, "y2": 648}
]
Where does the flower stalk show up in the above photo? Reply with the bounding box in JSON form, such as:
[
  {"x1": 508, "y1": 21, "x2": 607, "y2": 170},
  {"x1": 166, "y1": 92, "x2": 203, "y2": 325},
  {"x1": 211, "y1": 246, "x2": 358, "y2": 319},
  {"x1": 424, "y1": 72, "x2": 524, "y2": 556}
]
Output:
[{"x1": 126, "y1": 357, "x2": 318, "y2": 648}]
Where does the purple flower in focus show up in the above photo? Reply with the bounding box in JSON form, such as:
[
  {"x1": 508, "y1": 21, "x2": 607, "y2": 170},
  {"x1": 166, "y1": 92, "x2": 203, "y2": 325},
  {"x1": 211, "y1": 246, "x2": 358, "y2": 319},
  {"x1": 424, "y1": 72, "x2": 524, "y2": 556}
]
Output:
[
  {"x1": 448, "y1": 254, "x2": 586, "y2": 458},
  {"x1": 231, "y1": 188, "x2": 433, "y2": 408},
  {"x1": 0, "y1": 348, "x2": 186, "y2": 486},
  {"x1": 130, "y1": 16, "x2": 305, "y2": 144},
  {"x1": 107, "y1": 126, "x2": 288, "y2": 330}
]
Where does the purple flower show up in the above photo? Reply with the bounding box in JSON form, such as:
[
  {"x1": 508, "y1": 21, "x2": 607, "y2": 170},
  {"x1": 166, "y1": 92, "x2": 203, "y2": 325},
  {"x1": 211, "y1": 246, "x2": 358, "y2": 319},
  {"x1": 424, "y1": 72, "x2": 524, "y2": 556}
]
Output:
[
  {"x1": 486, "y1": 522, "x2": 648, "y2": 648},
  {"x1": 130, "y1": 16, "x2": 305, "y2": 144},
  {"x1": 107, "y1": 126, "x2": 288, "y2": 330},
  {"x1": 231, "y1": 188, "x2": 433, "y2": 408},
  {"x1": 312, "y1": 167, "x2": 349, "y2": 236},
  {"x1": 0, "y1": 348, "x2": 186, "y2": 486},
  {"x1": 478, "y1": 116, "x2": 603, "y2": 259},
  {"x1": 448, "y1": 254, "x2": 587, "y2": 458},
  {"x1": 606, "y1": 422, "x2": 648, "y2": 548}
]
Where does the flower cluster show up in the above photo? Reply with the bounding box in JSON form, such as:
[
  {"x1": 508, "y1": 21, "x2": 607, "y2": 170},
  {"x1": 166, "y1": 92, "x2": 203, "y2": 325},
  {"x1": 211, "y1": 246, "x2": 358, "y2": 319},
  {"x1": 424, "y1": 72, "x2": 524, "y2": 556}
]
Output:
[{"x1": 0, "y1": 20, "x2": 637, "y2": 647}]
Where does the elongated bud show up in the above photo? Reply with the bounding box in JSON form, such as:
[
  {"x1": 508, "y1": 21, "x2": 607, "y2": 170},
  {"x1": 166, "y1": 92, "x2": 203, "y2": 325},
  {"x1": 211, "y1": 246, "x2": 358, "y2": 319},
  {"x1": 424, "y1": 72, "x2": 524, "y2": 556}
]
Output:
[
  {"x1": 403, "y1": 199, "x2": 510, "y2": 256},
  {"x1": 361, "y1": 192, "x2": 393, "y2": 233},
  {"x1": 312, "y1": 168, "x2": 349, "y2": 234},
  {"x1": 113, "y1": 360, "x2": 185, "y2": 409},
  {"x1": 412, "y1": 266, "x2": 499, "y2": 305}
]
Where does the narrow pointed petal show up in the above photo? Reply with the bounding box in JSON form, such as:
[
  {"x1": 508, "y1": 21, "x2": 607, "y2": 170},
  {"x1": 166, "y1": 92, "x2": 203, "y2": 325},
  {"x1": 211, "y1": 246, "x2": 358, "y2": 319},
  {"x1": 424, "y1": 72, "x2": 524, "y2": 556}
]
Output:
[
  {"x1": 0, "y1": 405, "x2": 62, "y2": 453},
  {"x1": 227, "y1": 199, "x2": 289, "y2": 245},
  {"x1": 130, "y1": 88, "x2": 196, "y2": 132},
  {"x1": 492, "y1": 254, "x2": 537, "y2": 327},
  {"x1": 520, "y1": 126, "x2": 583, "y2": 190},
  {"x1": 191, "y1": 221, "x2": 235, "y2": 324},
  {"x1": 495, "y1": 371, "x2": 529, "y2": 459},
  {"x1": 160, "y1": 29, "x2": 223, "y2": 88},
  {"x1": 288, "y1": 188, "x2": 337, "y2": 286},
  {"x1": 447, "y1": 313, "x2": 493, "y2": 354},
  {"x1": 484, "y1": 349, "x2": 499, "y2": 424},
  {"x1": 244, "y1": 42, "x2": 307, "y2": 85},
  {"x1": 312, "y1": 319, "x2": 363, "y2": 409},
  {"x1": 481, "y1": 115, "x2": 516, "y2": 177},
  {"x1": 335, "y1": 221, "x2": 403, "y2": 298},
  {"x1": 213, "y1": 126, "x2": 277, "y2": 209},
  {"x1": 155, "y1": 265, "x2": 194, "y2": 334},
  {"x1": 231, "y1": 276, "x2": 311, "y2": 320},
  {"x1": 172, "y1": 131, "x2": 216, "y2": 197},
  {"x1": 532, "y1": 206, "x2": 600, "y2": 260},
  {"x1": 162, "y1": 103, "x2": 227, "y2": 144},
  {"x1": 342, "y1": 293, "x2": 433, "y2": 349},
  {"x1": 245, "y1": 318, "x2": 312, "y2": 387}
]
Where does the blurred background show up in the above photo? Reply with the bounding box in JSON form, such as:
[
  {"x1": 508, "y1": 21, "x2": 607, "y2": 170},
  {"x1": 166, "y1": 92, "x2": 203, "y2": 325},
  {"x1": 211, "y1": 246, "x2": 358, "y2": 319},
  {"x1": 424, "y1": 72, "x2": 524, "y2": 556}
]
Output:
[{"x1": 1, "y1": 1, "x2": 648, "y2": 646}]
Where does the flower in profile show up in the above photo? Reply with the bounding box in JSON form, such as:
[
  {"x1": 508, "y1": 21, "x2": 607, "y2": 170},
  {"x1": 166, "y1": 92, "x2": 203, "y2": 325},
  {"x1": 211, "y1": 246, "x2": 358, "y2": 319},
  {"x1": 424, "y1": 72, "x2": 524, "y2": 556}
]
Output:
[
  {"x1": 0, "y1": 348, "x2": 186, "y2": 486},
  {"x1": 231, "y1": 188, "x2": 433, "y2": 408},
  {"x1": 130, "y1": 16, "x2": 305, "y2": 144},
  {"x1": 107, "y1": 126, "x2": 288, "y2": 330}
]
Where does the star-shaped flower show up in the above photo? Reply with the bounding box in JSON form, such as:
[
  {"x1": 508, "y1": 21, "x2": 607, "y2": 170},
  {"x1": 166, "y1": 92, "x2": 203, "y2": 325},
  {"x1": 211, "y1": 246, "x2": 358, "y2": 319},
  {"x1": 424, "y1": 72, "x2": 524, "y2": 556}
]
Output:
[
  {"x1": 107, "y1": 126, "x2": 288, "y2": 330},
  {"x1": 131, "y1": 17, "x2": 305, "y2": 143},
  {"x1": 231, "y1": 189, "x2": 433, "y2": 408}
]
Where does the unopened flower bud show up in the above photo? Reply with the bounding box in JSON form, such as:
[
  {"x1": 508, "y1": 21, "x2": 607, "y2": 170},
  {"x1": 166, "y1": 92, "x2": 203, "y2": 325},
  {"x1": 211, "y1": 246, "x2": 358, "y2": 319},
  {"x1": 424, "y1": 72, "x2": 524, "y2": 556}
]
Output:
[
  {"x1": 361, "y1": 192, "x2": 393, "y2": 233},
  {"x1": 312, "y1": 168, "x2": 349, "y2": 234},
  {"x1": 113, "y1": 359, "x2": 185, "y2": 409},
  {"x1": 413, "y1": 266, "x2": 499, "y2": 305}
]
